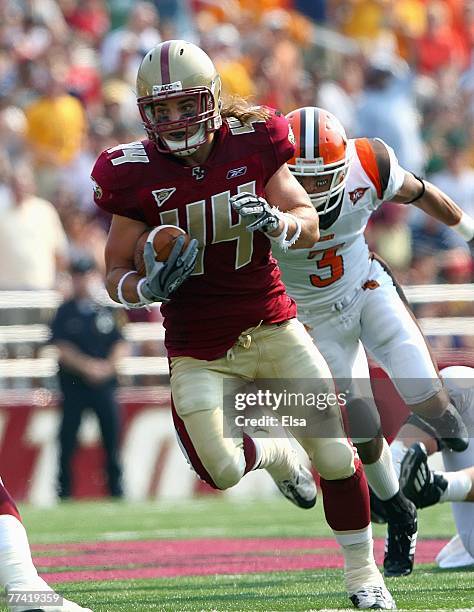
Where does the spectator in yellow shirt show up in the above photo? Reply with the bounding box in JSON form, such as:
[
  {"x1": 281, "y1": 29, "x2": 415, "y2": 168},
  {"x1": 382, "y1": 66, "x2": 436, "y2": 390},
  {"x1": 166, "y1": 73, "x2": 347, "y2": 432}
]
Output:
[{"x1": 25, "y1": 60, "x2": 86, "y2": 200}]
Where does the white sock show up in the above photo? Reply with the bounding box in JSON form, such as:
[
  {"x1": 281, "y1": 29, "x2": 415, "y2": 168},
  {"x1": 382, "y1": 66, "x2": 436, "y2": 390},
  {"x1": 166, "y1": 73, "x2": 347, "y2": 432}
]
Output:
[
  {"x1": 439, "y1": 471, "x2": 472, "y2": 502},
  {"x1": 390, "y1": 439, "x2": 408, "y2": 479},
  {"x1": 0, "y1": 514, "x2": 50, "y2": 592},
  {"x1": 363, "y1": 439, "x2": 400, "y2": 500},
  {"x1": 335, "y1": 526, "x2": 384, "y2": 595},
  {"x1": 253, "y1": 435, "x2": 296, "y2": 480}
]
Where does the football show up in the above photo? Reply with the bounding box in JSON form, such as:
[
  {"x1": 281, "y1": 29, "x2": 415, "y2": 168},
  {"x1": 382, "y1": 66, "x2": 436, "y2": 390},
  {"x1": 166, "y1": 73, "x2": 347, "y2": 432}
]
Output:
[{"x1": 134, "y1": 225, "x2": 191, "y2": 275}]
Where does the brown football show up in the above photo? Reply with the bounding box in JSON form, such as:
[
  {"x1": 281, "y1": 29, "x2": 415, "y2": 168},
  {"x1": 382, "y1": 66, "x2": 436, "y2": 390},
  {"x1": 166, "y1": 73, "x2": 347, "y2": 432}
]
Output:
[{"x1": 134, "y1": 225, "x2": 191, "y2": 276}]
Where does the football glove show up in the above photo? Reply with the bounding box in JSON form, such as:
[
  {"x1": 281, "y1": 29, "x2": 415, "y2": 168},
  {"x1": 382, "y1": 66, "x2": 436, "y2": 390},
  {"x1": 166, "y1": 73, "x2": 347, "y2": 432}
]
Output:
[
  {"x1": 230, "y1": 193, "x2": 282, "y2": 233},
  {"x1": 139, "y1": 235, "x2": 198, "y2": 302}
]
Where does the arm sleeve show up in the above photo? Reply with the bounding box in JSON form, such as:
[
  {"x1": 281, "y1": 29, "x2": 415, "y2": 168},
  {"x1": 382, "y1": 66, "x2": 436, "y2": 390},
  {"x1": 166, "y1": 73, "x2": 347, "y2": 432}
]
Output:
[
  {"x1": 262, "y1": 111, "x2": 296, "y2": 185},
  {"x1": 91, "y1": 150, "x2": 147, "y2": 222},
  {"x1": 373, "y1": 138, "x2": 406, "y2": 202}
]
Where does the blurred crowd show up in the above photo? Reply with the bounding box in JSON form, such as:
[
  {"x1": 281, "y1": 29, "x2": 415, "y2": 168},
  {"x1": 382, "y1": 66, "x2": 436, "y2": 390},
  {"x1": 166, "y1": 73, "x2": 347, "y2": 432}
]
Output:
[{"x1": 0, "y1": 0, "x2": 474, "y2": 362}]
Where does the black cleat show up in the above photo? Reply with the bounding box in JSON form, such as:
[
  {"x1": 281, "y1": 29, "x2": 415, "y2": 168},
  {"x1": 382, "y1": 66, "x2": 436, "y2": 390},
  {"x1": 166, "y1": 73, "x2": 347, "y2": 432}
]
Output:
[
  {"x1": 382, "y1": 492, "x2": 418, "y2": 577},
  {"x1": 419, "y1": 404, "x2": 469, "y2": 452},
  {"x1": 399, "y1": 442, "x2": 448, "y2": 509}
]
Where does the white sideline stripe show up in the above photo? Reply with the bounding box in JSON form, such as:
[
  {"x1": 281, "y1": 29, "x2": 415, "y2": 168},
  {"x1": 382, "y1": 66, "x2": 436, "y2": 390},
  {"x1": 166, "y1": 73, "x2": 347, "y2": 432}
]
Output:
[
  {"x1": 0, "y1": 322, "x2": 166, "y2": 343},
  {"x1": 0, "y1": 284, "x2": 473, "y2": 309},
  {"x1": 403, "y1": 283, "x2": 474, "y2": 303},
  {"x1": 0, "y1": 356, "x2": 169, "y2": 378},
  {"x1": 1, "y1": 317, "x2": 473, "y2": 346}
]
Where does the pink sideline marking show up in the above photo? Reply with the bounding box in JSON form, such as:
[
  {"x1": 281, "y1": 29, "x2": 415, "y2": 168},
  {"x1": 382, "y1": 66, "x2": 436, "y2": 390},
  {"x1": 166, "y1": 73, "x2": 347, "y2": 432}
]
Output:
[{"x1": 32, "y1": 538, "x2": 447, "y2": 584}]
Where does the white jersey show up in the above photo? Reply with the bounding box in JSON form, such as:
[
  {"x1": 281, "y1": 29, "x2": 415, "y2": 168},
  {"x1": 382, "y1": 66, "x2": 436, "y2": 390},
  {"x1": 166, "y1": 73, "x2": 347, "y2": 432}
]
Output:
[{"x1": 275, "y1": 138, "x2": 405, "y2": 309}]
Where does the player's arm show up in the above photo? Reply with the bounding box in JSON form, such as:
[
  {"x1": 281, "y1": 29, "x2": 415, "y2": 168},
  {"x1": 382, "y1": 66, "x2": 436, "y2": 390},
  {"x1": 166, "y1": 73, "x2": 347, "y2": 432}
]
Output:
[
  {"x1": 264, "y1": 163, "x2": 319, "y2": 248},
  {"x1": 230, "y1": 164, "x2": 319, "y2": 250},
  {"x1": 105, "y1": 214, "x2": 148, "y2": 306},
  {"x1": 105, "y1": 214, "x2": 199, "y2": 307},
  {"x1": 392, "y1": 171, "x2": 474, "y2": 244}
]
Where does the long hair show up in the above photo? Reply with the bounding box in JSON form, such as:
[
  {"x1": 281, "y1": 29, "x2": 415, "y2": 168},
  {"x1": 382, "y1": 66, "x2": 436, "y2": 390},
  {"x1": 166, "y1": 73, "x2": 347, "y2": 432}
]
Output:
[{"x1": 220, "y1": 96, "x2": 272, "y2": 125}]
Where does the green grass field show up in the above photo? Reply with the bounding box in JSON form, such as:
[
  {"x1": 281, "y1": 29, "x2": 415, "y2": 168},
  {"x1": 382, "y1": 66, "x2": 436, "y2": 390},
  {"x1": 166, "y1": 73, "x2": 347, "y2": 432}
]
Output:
[{"x1": 12, "y1": 497, "x2": 474, "y2": 611}]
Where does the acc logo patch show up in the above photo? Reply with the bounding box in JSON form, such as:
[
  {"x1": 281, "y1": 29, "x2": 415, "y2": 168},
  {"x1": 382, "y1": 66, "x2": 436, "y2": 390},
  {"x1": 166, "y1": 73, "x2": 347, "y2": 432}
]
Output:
[
  {"x1": 349, "y1": 187, "x2": 368, "y2": 205},
  {"x1": 152, "y1": 81, "x2": 182, "y2": 94},
  {"x1": 91, "y1": 177, "x2": 103, "y2": 200},
  {"x1": 152, "y1": 187, "x2": 176, "y2": 207}
]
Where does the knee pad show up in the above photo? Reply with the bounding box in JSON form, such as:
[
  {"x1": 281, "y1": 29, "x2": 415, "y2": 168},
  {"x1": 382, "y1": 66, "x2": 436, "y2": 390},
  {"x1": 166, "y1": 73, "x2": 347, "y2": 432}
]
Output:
[
  {"x1": 206, "y1": 452, "x2": 246, "y2": 490},
  {"x1": 310, "y1": 438, "x2": 356, "y2": 480}
]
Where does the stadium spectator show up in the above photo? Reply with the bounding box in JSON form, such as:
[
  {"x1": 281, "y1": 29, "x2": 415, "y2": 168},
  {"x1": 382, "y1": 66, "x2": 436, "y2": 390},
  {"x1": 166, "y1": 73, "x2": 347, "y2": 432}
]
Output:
[
  {"x1": 355, "y1": 54, "x2": 426, "y2": 175},
  {"x1": 205, "y1": 24, "x2": 256, "y2": 98},
  {"x1": 100, "y1": 1, "x2": 161, "y2": 79},
  {"x1": 24, "y1": 58, "x2": 87, "y2": 200},
  {"x1": 0, "y1": 159, "x2": 69, "y2": 291},
  {"x1": 415, "y1": 0, "x2": 468, "y2": 76},
  {"x1": 50, "y1": 255, "x2": 128, "y2": 499},
  {"x1": 430, "y1": 141, "x2": 474, "y2": 220},
  {"x1": 315, "y1": 56, "x2": 365, "y2": 136}
]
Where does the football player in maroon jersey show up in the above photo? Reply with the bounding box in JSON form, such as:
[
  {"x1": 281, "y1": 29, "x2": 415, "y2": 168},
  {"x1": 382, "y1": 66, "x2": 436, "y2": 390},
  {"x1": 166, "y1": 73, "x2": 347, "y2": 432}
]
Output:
[
  {"x1": 92, "y1": 40, "x2": 395, "y2": 608},
  {"x1": 0, "y1": 480, "x2": 91, "y2": 611}
]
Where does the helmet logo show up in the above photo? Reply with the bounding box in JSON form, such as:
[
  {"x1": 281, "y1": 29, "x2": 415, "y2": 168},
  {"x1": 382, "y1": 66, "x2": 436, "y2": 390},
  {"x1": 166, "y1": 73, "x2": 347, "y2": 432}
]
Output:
[
  {"x1": 152, "y1": 81, "x2": 183, "y2": 94},
  {"x1": 91, "y1": 177, "x2": 103, "y2": 199},
  {"x1": 288, "y1": 125, "x2": 295, "y2": 145}
]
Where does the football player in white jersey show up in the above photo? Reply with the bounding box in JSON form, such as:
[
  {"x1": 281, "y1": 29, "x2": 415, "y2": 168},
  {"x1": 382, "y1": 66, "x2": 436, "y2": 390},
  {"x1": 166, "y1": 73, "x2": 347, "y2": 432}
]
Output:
[
  {"x1": 397, "y1": 366, "x2": 474, "y2": 569},
  {"x1": 275, "y1": 106, "x2": 474, "y2": 577}
]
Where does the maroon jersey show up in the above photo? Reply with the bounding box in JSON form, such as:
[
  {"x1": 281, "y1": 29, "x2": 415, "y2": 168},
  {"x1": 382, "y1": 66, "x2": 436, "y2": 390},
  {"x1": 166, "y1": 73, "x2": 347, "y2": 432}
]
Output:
[{"x1": 92, "y1": 109, "x2": 297, "y2": 359}]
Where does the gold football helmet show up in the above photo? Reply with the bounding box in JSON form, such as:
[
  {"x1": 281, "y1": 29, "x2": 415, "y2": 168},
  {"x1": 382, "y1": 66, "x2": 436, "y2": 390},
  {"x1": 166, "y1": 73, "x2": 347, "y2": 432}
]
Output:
[{"x1": 136, "y1": 40, "x2": 222, "y2": 156}]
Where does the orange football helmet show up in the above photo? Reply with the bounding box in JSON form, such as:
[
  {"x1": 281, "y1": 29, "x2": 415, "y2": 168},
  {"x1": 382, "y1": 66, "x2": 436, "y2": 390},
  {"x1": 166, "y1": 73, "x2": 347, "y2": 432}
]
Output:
[{"x1": 286, "y1": 107, "x2": 352, "y2": 214}]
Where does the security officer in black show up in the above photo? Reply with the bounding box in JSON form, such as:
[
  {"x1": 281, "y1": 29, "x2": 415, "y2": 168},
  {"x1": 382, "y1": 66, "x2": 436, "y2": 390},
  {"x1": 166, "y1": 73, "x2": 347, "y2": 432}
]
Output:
[{"x1": 50, "y1": 255, "x2": 129, "y2": 499}]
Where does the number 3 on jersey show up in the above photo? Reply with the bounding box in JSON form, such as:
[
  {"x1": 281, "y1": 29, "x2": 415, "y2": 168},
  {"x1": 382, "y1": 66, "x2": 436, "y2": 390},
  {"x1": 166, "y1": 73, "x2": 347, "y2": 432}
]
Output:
[{"x1": 308, "y1": 243, "x2": 345, "y2": 287}]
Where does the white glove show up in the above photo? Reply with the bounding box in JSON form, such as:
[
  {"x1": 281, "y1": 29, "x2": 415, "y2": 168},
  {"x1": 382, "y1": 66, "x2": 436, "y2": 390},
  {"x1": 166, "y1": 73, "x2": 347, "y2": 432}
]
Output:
[
  {"x1": 139, "y1": 235, "x2": 198, "y2": 302},
  {"x1": 230, "y1": 193, "x2": 282, "y2": 233}
]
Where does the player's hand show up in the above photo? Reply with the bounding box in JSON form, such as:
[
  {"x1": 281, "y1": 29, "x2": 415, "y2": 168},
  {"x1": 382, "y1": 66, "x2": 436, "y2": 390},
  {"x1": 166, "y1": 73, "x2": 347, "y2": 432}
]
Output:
[
  {"x1": 230, "y1": 193, "x2": 282, "y2": 234},
  {"x1": 140, "y1": 236, "x2": 198, "y2": 302}
]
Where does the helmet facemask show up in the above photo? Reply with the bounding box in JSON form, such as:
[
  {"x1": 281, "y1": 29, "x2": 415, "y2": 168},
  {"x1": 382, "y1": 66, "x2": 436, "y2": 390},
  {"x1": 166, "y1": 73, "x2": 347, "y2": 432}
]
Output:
[
  {"x1": 137, "y1": 83, "x2": 222, "y2": 157},
  {"x1": 290, "y1": 152, "x2": 353, "y2": 214}
]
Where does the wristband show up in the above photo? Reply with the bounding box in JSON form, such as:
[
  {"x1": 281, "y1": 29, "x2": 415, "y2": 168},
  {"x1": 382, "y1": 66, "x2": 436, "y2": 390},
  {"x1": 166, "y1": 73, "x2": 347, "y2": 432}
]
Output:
[
  {"x1": 453, "y1": 211, "x2": 474, "y2": 242},
  {"x1": 117, "y1": 271, "x2": 150, "y2": 310},
  {"x1": 267, "y1": 212, "x2": 302, "y2": 250},
  {"x1": 405, "y1": 174, "x2": 426, "y2": 204},
  {"x1": 137, "y1": 277, "x2": 169, "y2": 304}
]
